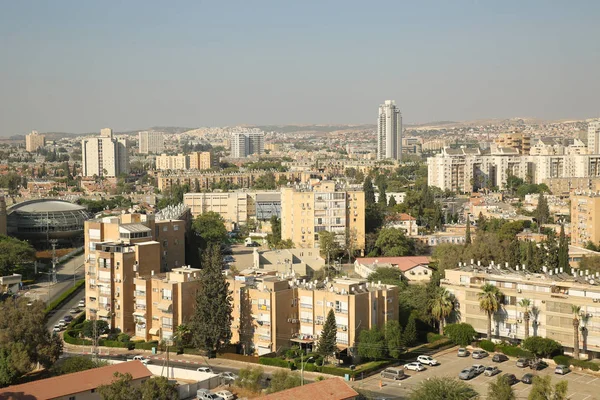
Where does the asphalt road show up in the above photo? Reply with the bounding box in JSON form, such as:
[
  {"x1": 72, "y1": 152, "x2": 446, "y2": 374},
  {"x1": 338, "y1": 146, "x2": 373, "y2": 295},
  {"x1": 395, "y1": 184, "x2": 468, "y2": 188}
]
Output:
[
  {"x1": 47, "y1": 292, "x2": 85, "y2": 332},
  {"x1": 26, "y1": 254, "x2": 85, "y2": 305}
]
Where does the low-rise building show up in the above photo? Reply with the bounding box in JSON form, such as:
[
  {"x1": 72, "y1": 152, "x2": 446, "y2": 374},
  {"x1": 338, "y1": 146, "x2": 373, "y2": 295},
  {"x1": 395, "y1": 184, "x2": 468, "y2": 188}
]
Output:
[
  {"x1": 252, "y1": 247, "x2": 325, "y2": 276},
  {"x1": 386, "y1": 213, "x2": 418, "y2": 236},
  {"x1": 354, "y1": 256, "x2": 432, "y2": 282},
  {"x1": 257, "y1": 377, "x2": 359, "y2": 400}
]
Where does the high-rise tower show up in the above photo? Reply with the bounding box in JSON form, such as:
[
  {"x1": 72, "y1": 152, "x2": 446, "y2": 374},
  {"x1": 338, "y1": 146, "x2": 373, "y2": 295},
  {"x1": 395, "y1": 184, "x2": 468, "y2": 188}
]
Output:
[
  {"x1": 588, "y1": 119, "x2": 600, "y2": 154},
  {"x1": 377, "y1": 100, "x2": 403, "y2": 161}
]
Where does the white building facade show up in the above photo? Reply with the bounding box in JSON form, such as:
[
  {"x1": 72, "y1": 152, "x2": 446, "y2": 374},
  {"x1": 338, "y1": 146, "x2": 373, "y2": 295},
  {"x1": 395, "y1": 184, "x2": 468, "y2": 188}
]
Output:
[
  {"x1": 377, "y1": 100, "x2": 402, "y2": 161},
  {"x1": 138, "y1": 131, "x2": 165, "y2": 154},
  {"x1": 82, "y1": 128, "x2": 128, "y2": 177}
]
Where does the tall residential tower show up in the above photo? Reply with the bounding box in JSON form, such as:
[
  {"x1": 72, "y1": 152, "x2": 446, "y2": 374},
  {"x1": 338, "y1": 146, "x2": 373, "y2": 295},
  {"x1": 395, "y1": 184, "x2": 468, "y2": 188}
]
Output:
[
  {"x1": 82, "y1": 128, "x2": 128, "y2": 177},
  {"x1": 138, "y1": 131, "x2": 165, "y2": 154},
  {"x1": 377, "y1": 100, "x2": 402, "y2": 161},
  {"x1": 588, "y1": 119, "x2": 600, "y2": 154}
]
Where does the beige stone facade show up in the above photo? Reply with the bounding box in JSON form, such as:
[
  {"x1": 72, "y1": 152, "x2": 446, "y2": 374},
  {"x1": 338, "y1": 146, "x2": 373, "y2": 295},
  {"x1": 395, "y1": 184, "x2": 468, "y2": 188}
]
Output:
[
  {"x1": 571, "y1": 191, "x2": 600, "y2": 247},
  {"x1": 156, "y1": 153, "x2": 189, "y2": 171},
  {"x1": 495, "y1": 132, "x2": 531, "y2": 154},
  {"x1": 25, "y1": 130, "x2": 45, "y2": 152},
  {"x1": 189, "y1": 151, "x2": 214, "y2": 170}
]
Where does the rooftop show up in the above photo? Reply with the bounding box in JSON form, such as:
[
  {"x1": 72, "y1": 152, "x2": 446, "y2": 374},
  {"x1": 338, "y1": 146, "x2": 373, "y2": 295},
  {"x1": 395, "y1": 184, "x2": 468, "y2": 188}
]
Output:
[
  {"x1": 119, "y1": 223, "x2": 152, "y2": 233},
  {"x1": 8, "y1": 199, "x2": 86, "y2": 213},
  {"x1": 256, "y1": 378, "x2": 358, "y2": 400},
  {"x1": 355, "y1": 256, "x2": 431, "y2": 272}
]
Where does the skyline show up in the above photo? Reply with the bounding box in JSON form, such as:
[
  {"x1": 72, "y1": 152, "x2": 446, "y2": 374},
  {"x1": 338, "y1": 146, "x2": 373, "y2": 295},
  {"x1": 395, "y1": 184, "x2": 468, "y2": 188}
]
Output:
[{"x1": 1, "y1": 1, "x2": 600, "y2": 135}]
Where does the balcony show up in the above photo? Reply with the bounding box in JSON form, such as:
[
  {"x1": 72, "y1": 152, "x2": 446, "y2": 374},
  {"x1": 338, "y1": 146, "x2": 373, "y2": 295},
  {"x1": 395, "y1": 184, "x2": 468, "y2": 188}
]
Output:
[
  {"x1": 135, "y1": 304, "x2": 147, "y2": 310},
  {"x1": 335, "y1": 308, "x2": 348, "y2": 315},
  {"x1": 134, "y1": 291, "x2": 146, "y2": 297},
  {"x1": 300, "y1": 303, "x2": 313, "y2": 310},
  {"x1": 258, "y1": 335, "x2": 271, "y2": 342},
  {"x1": 257, "y1": 304, "x2": 270, "y2": 311},
  {"x1": 98, "y1": 278, "x2": 111, "y2": 284},
  {"x1": 300, "y1": 318, "x2": 313, "y2": 324}
]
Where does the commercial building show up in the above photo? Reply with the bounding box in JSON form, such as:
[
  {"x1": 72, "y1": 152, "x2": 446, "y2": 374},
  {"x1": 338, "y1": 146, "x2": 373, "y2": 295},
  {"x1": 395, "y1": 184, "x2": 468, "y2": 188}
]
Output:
[
  {"x1": 571, "y1": 191, "x2": 600, "y2": 247},
  {"x1": 138, "y1": 131, "x2": 165, "y2": 154},
  {"x1": 156, "y1": 153, "x2": 189, "y2": 171},
  {"x1": 230, "y1": 274, "x2": 398, "y2": 356},
  {"x1": 588, "y1": 119, "x2": 600, "y2": 154},
  {"x1": 280, "y1": 181, "x2": 365, "y2": 252},
  {"x1": 377, "y1": 100, "x2": 402, "y2": 161},
  {"x1": 25, "y1": 130, "x2": 45, "y2": 152},
  {"x1": 442, "y1": 261, "x2": 600, "y2": 357},
  {"x1": 133, "y1": 266, "x2": 201, "y2": 341},
  {"x1": 231, "y1": 131, "x2": 265, "y2": 158},
  {"x1": 494, "y1": 132, "x2": 531, "y2": 155},
  {"x1": 82, "y1": 128, "x2": 128, "y2": 177}
]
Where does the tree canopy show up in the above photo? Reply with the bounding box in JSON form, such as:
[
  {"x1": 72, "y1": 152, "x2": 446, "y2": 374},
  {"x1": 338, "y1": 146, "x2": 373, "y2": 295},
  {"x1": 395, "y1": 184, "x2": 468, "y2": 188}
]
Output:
[
  {"x1": 528, "y1": 375, "x2": 568, "y2": 400},
  {"x1": 357, "y1": 327, "x2": 387, "y2": 360},
  {"x1": 0, "y1": 235, "x2": 36, "y2": 276},
  {"x1": 444, "y1": 323, "x2": 477, "y2": 346},
  {"x1": 371, "y1": 228, "x2": 417, "y2": 257},
  {"x1": 409, "y1": 377, "x2": 479, "y2": 400},
  {"x1": 521, "y1": 337, "x2": 562, "y2": 358},
  {"x1": 191, "y1": 212, "x2": 228, "y2": 248},
  {"x1": 98, "y1": 372, "x2": 178, "y2": 400}
]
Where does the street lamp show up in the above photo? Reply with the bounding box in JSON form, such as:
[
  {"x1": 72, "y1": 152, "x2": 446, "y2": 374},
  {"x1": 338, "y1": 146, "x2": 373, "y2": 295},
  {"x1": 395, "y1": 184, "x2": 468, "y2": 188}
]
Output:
[{"x1": 300, "y1": 353, "x2": 314, "y2": 386}]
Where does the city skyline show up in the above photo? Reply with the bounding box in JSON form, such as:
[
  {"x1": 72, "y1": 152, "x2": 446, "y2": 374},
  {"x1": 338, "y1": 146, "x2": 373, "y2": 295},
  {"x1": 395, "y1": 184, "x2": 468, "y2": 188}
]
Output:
[{"x1": 1, "y1": 1, "x2": 600, "y2": 135}]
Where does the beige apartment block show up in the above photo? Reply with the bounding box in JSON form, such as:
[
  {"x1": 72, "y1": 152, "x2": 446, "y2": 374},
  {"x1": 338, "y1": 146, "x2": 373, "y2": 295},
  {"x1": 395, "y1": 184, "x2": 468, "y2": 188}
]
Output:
[
  {"x1": 156, "y1": 153, "x2": 189, "y2": 171},
  {"x1": 443, "y1": 263, "x2": 600, "y2": 357},
  {"x1": 280, "y1": 181, "x2": 365, "y2": 253},
  {"x1": 25, "y1": 130, "x2": 45, "y2": 152},
  {"x1": 571, "y1": 191, "x2": 600, "y2": 247},
  {"x1": 495, "y1": 132, "x2": 531, "y2": 154},
  {"x1": 189, "y1": 151, "x2": 214, "y2": 170},
  {"x1": 132, "y1": 266, "x2": 201, "y2": 342},
  {"x1": 158, "y1": 170, "x2": 307, "y2": 192},
  {"x1": 230, "y1": 275, "x2": 398, "y2": 356}
]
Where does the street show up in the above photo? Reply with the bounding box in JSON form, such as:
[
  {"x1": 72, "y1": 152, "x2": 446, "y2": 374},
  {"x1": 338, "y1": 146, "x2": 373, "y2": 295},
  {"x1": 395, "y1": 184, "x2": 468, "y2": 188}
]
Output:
[{"x1": 25, "y1": 253, "x2": 85, "y2": 305}]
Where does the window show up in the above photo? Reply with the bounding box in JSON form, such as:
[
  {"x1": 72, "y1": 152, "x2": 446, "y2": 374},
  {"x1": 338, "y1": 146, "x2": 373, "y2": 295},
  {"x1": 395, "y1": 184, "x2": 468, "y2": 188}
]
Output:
[
  {"x1": 163, "y1": 226, "x2": 168, "y2": 232},
  {"x1": 174, "y1": 224, "x2": 179, "y2": 231}
]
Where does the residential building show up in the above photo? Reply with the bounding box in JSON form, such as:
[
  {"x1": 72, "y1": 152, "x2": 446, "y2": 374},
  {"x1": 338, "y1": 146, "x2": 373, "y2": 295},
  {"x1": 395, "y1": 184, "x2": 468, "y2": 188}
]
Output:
[
  {"x1": 132, "y1": 266, "x2": 201, "y2": 341},
  {"x1": 543, "y1": 177, "x2": 600, "y2": 196},
  {"x1": 231, "y1": 131, "x2": 265, "y2": 158},
  {"x1": 25, "y1": 130, "x2": 45, "y2": 152},
  {"x1": 374, "y1": 192, "x2": 406, "y2": 205},
  {"x1": 252, "y1": 247, "x2": 325, "y2": 276},
  {"x1": 158, "y1": 170, "x2": 307, "y2": 192},
  {"x1": 494, "y1": 132, "x2": 531, "y2": 154},
  {"x1": 256, "y1": 378, "x2": 359, "y2": 400},
  {"x1": 386, "y1": 213, "x2": 418, "y2": 236},
  {"x1": 377, "y1": 100, "x2": 402, "y2": 161},
  {"x1": 138, "y1": 131, "x2": 165, "y2": 154},
  {"x1": 414, "y1": 231, "x2": 468, "y2": 246},
  {"x1": 588, "y1": 119, "x2": 600, "y2": 154},
  {"x1": 0, "y1": 361, "x2": 152, "y2": 400},
  {"x1": 189, "y1": 151, "x2": 214, "y2": 170},
  {"x1": 354, "y1": 256, "x2": 432, "y2": 282},
  {"x1": 155, "y1": 153, "x2": 189, "y2": 171},
  {"x1": 571, "y1": 191, "x2": 600, "y2": 247},
  {"x1": 229, "y1": 275, "x2": 398, "y2": 356},
  {"x1": 442, "y1": 261, "x2": 600, "y2": 357},
  {"x1": 280, "y1": 181, "x2": 365, "y2": 252},
  {"x1": 82, "y1": 128, "x2": 128, "y2": 177}
]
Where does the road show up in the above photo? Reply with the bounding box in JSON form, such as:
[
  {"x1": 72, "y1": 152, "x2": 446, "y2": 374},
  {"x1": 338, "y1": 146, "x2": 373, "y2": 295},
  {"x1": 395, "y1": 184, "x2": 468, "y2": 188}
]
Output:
[
  {"x1": 25, "y1": 253, "x2": 85, "y2": 305},
  {"x1": 47, "y1": 292, "x2": 85, "y2": 331}
]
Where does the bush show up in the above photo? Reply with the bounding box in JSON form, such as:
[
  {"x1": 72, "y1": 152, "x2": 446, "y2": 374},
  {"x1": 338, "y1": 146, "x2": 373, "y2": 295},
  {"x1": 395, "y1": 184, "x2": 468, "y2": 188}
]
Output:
[
  {"x1": 496, "y1": 344, "x2": 532, "y2": 358},
  {"x1": 444, "y1": 323, "x2": 477, "y2": 346},
  {"x1": 424, "y1": 338, "x2": 453, "y2": 350},
  {"x1": 63, "y1": 330, "x2": 92, "y2": 346},
  {"x1": 44, "y1": 280, "x2": 85, "y2": 315},
  {"x1": 553, "y1": 355, "x2": 571, "y2": 365},
  {"x1": 522, "y1": 337, "x2": 562, "y2": 358},
  {"x1": 134, "y1": 341, "x2": 159, "y2": 350},
  {"x1": 259, "y1": 357, "x2": 292, "y2": 369},
  {"x1": 99, "y1": 339, "x2": 129, "y2": 348},
  {"x1": 479, "y1": 340, "x2": 496, "y2": 352},
  {"x1": 117, "y1": 333, "x2": 131, "y2": 343},
  {"x1": 553, "y1": 355, "x2": 600, "y2": 371},
  {"x1": 68, "y1": 314, "x2": 86, "y2": 330},
  {"x1": 426, "y1": 332, "x2": 445, "y2": 343},
  {"x1": 320, "y1": 366, "x2": 352, "y2": 377}
]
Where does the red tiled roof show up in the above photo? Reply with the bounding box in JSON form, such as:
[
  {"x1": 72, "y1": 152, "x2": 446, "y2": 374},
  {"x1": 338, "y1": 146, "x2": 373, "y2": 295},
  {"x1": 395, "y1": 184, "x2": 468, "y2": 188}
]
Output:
[
  {"x1": 256, "y1": 378, "x2": 358, "y2": 400},
  {"x1": 0, "y1": 361, "x2": 152, "y2": 400},
  {"x1": 355, "y1": 256, "x2": 431, "y2": 272},
  {"x1": 399, "y1": 213, "x2": 416, "y2": 221}
]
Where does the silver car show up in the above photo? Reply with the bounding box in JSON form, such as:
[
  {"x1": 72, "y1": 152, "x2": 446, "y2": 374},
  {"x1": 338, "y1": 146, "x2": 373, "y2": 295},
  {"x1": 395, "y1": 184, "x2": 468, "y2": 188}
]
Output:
[
  {"x1": 472, "y1": 364, "x2": 485, "y2": 375},
  {"x1": 484, "y1": 366, "x2": 499, "y2": 376},
  {"x1": 459, "y1": 367, "x2": 476, "y2": 380},
  {"x1": 472, "y1": 350, "x2": 488, "y2": 359}
]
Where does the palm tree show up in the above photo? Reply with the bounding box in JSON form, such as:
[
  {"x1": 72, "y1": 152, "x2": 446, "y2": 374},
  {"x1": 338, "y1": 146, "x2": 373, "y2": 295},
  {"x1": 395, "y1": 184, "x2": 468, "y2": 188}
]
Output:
[
  {"x1": 429, "y1": 287, "x2": 455, "y2": 334},
  {"x1": 479, "y1": 283, "x2": 503, "y2": 340},
  {"x1": 572, "y1": 305, "x2": 581, "y2": 360},
  {"x1": 581, "y1": 313, "x2": 591, "y2": 356},
  {"x1": 518, "y1": 298, "x2": 532, "y2": 340},
  {"x1": 174, "y1": 323, "x2": 191, "y2": 349}
]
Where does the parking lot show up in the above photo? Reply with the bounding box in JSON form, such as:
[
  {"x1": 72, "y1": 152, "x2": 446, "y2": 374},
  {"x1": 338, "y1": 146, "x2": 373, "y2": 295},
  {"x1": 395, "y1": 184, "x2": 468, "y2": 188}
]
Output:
[{"x1": 355, "y1": 348, "x2": 600, "y2": 399}]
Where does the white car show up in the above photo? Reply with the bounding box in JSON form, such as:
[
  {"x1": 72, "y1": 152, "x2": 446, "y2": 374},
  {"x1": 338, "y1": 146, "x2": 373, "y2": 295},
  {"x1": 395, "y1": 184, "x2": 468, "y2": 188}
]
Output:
[
  {"x1": 132, "y1": 356, "x2": 151, "y2": 365},
  {"x1": 214, "y1": 390, "x2": 235, "y2": 400},
  {"x1": 197, "y1": 367, "x2": 214, "y2": 374},
  {"x1": 220, "y1": 371, "x2": 238, "y2": 381},
  {"x1": 472, "y1": 364, "x2": 485, "y2": 375},
  {"x1": 403, "y1": 362, "x2": 425, "y2": 372},
  {"x1": 58, "y1": 319, "x2": 66, "y2": 328},
  {"x1": 78, "y1": 299, "x2": 85, "y2": 308},
  {"x1": 53, "y1": 324, "x2": 61, "y2": 333},
  {"x1": 417, "y1": 355, "x2": 438, "y2": 366}
]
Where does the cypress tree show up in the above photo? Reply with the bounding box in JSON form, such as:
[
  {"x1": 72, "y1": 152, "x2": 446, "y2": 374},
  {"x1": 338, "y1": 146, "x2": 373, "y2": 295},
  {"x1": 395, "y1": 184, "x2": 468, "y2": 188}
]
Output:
[
  {"x1": 318, "y1": 309, "x2": 338, "y2": 357},
  {"x1": 388, "y1": 195, "x2": 397, "y2": 208},
  {"x1": 378, "y1": 182, "x2": 388, "y2": 206},
  {"x1": 535, "y1": 192, "x2": 550, "y2": 229},
  {"x1": 526, "y1": 240, "x2": 535, "y2": 271},
  {"x1": 465, "y1": 216, "x2": 472, "y2": 245},
  {"x1": 403, "y1": 313, "x2": 418, "y2": 347},
  {"x1": 508, "y1": 238, "x2": 521, "y2": 269},
  {"x1": 190, "y1": 243, "x2": 233, "y2": 353},
  {"x1": 363, "y1": 177, "x2": 376, "y2": 205},
  {"x1": 558, "y1": 224, "x2": 569, "y2": 273}
]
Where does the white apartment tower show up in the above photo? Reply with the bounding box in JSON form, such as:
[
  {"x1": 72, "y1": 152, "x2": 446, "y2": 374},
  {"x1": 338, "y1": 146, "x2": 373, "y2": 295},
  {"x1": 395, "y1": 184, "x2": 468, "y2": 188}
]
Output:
[
  {"x1": 230, "y1": 131, "x2": 265, "y2": 158},
  {"x1": 138, "y1": 131, "x2": 165, "y2": 154},
  {"x1": 82, "y1": 128, "x2": 129, "y2": 177},
  {"x1": 588, "y1": 119, "x2": 600, "y2": 154},
  {"x1": 377, "y1": 100, "x2": 403, "y2": 161}
]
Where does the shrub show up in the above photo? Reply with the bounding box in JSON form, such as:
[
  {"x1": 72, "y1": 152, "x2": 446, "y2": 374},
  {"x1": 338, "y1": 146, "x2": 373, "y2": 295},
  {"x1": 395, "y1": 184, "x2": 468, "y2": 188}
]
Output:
[
  {"x1": 99, "y1": 339, "x2": 129, "y2": 348},
  {"x1": 320, "y1": 366, "x2": 352, "y2": 377},
  {"x1": 553, "y1": 355, "x2": 571, "y2": 365},
  {"x1": 424, "y1": 338, "x2": 453, "y2": 350},
  {"x1": 63, "y1": 329, "x2": 92, "y2": 346},
  {"x1": 259, "y1": 357, "x2": 292, "y2": 369},
  {"x1": 496, "y1": 344, "x2": 532, "y2": 358},
  {"x1": 117, "y1": 333, "x2": 131, "y2": 343},
  {"x1": 444, "y1": 323, "x2": 477, "y2": 346},
  {"x1": 572, "y1": 359, "x2": 600, "y2": 371},
  {"x1": 522, "y1": 336, "x2": 562, "y2": 358},
  {"x1": 44, "y1": 280, "x2": 85, "y2": 315},
  {"x1": 134, "y1": 341, "x2": 159, "y2": 350},
  {"x1": 479, "y1": 340, "x2": 496, "y2": 352},
  {"x1": 426, "y1": 332, "x2": 444, "y2": 343}
]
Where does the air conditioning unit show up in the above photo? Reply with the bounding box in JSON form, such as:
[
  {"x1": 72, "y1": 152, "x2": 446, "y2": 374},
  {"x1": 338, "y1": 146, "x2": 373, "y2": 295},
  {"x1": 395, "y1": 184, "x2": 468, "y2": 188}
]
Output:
[
  {"x1": 342, "y1": 326, "x2": 347, "y2": 331},
  {"x1": 517, "y1": 289, "x2": 522, "y2": 293},
  {"x1": 292, "y1": 319, "x2": 298, "y2": 323},
  {"x1": 287, "y1": 318, "x2": 292, "y2": 323}
]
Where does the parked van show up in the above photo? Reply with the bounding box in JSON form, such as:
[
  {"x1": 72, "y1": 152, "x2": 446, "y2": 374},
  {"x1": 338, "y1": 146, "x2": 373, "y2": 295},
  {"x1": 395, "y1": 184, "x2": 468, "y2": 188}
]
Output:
[{"x1": 380, "y1": 367, "x2": 405, "y2": 380}]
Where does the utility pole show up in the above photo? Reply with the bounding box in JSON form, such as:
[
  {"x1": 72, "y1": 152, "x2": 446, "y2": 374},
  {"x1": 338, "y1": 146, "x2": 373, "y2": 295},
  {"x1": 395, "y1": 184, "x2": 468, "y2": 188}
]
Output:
[
  {"x1": 92, "y1": 314, "x2": 99, "y2": 363},
  {"x1": 50, "y1": 239, "x2": 58, "y2": 284}
]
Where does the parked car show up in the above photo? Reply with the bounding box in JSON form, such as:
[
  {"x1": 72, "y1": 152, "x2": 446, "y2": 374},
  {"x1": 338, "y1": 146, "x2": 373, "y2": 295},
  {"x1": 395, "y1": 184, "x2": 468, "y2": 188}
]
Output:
[
  {"x1": 69, "y1": 307, "x2": 80, "y2": 314},
  {"x1": 530, "y1": 360, "x2": 548, "y2": 371},
  {"x1": 417, "y1": 355, "x2": 439, "y2": 366},
  {"x1": 404, "y1": 362, "x2": 425, "y2": 372},
  {"x1": 501, "y1": 373, "x2": 518, "y2": 385},
  {"x1": 196, "y1": 389, "x2": 224, "y2": 400},
  {"x1": 472, "y1": 350, "x2": 489, "y2": 359},
  {"x1": 459, "y1": 367, "x2": 476, "y2": 380},
  {"x1": 58, "y1": 319, "x2": 66, "y2": 328},
  {"x1": 457, "y1": 348, "x2": 470, "y2": 357},
  {"x1": 521, "y1": 373, "x2": 534, "y2": 384},
  {"x1": 380, "y1": 367, "x2": 405, "y2": 380},
  {"x1": 555, "y1": 365, "x2": 570, "y2": 375},
  {"x1": 132, "y1": 356, "x2": 151, "y2": 365},
  {"x1": 472, "y1": 364, "x2": 485, "y2": 375},
  {"x1": 516, "y1": 358, "x2": 530, "y2": 368},
  {"x1": 214, "y1": 390, "x2": 235, "y2": 400},
  {"x1": 197, "y1": 367, "x2": 214, "y2": 374},
  {"x1": 484, "y1": 366, "x2": 499, "y2": 377},
  {"x1": 78, "y1": 299, "x2": 85, "y2": 308},
  {"x1": 53, "y1": 324, "x2": 61, "y2": 333},
  {"x1": 221, "y1": 371, "x2": 238, "y2": 381},
  {"x1": 493, "y1": 353, "x2": 509, "y2": 363},
  {"x1": 63, "y1": 315, "x2": 73, "y2": 322}
]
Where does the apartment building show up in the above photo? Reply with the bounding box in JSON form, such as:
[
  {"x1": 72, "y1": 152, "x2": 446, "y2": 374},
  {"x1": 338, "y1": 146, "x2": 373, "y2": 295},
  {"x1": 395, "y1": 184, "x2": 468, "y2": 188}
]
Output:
[
  {"x1": 156, "y1": 153, "x2": 189, "y2": 171},
  {"x1": 157, "y1": 170, "x2": 307, "y2": 192},
  {"x1": 132, "y1": 266, "x2": 201, "y2": 342},
  {"x1": 571, "y1": 191, "x2": 600, "y2": 247},
  {"x1": 280, "y1": 181, "x2": 365, "y2": 253},
  {"x1": 443, "y1": 262, "x2": 600, "y2": 357},
  {"x1": 231, "y1": 131, "x2": 265, "y2": 158},
  {"x1": 25, "y1": 130, "x2": 45, "y2": 152},
  {"x1": 189, "y1": 151, "x2": 214, "y2": 170},
  {"x1": 494, "y1": 132, "x2": 531, "y2": 154},
  {"x1": 138, "y1": 131, "x2": 165, "y2": 154},
  {"x1": 377, "y1": 100, "x2": 402, "y2": 161},
  {"x1": 82, "y1": 128, "x2": 128, "y2": 177},
  {"x1": 588, "y1": 119, "x2": 600, "y2": 154},
  {"x1": 229, "y1": 275, "x2": 398, "y2": 356}
]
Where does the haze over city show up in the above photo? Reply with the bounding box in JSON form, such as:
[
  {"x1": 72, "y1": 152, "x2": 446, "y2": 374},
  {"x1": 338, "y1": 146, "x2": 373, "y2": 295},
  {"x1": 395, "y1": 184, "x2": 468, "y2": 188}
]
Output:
[{"x1": 1, "y1": 0, "x2": 600, "y2": 135}]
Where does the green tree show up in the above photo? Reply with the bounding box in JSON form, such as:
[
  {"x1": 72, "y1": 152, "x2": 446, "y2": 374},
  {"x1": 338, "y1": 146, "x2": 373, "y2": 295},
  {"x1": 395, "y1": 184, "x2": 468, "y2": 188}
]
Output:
[
  {"x1": 266, "y1": 370, "x2": 301, "y2": 394},
  {"x1": 0, "y1": 235, "x2": 36, "y2": 276},
  {"x1": 507, "y1": 238, "x2": 521, "y2": 269},
  {"x1": 367, "y1": 267, "x2": 405, "y2": 287},
  {"x1": 318, "y1": 309, "x2": 337, "y2": 357},
  {"x1": 365, "y1": 203, "x2": 385, "y2": 233},
  {"x1": 521, "y1": 337, "x2": 562, "y2": 358},
  {"x1": 429, "y1": 287, "x2": 454, "y2": 334},
  {"x1": 388, "y1": 195, "x2": 397, "y2": 208},
  {"x1": 488, "y1": 375, "x2": 516, "y2": 400},
  {"x1": 81, "y1": 320, "x2": 110, "y2": 338},
  {"x1": 319, "y1": 231, "x2": 340, "y2": 265},
  {"x1": 526, "y1": 240, "x2": 535, "y2": 270},
  {"x1": 479, "y1": 283, "x2": 503, "y2": 339},
  {"x1": 409, "y1": 377, "x2": 479, "y2": 400},
  {"x1": 528, "y1": 375, "x2": 568, "y2": 400},
  {"x1": 51, "y1": 356, "x2": 107, "y2": 376},
  {"x1": 191, "y1": 212, "x2": 228, "y2": 248},
  {"x1": 558, "y1": 224, "x2": 569, "y2": 273},
  {"x1": 0, "y1": 347, "x2": 24, "y2": 387},
  {"x1": 190, "y1": 244, "x2": 233, "y2": 353},
  {"x1": 572, "y1": 305, "x2": 581, "y2": 360},
  {"x1": 465, "y1": 216, "x2": 472, "y2": 245},
  {"x1": 139, "y1": 376, "x2": 179, "y2": 400},
  {"x1": 444, "y1": 323, "x2": 477, "y2": 346},
  {"x1": 363, "y1": 176, "x2": 376, "y2": 205},
  {"x1": 252, "y1": 172, "x2": 277, "y2": 190},
  {"x1": 378, "y1": 181, "x2": 388, "y2": 206},
  {"x1": 519, "y1": 298, "x2": 532, "y2": 340},
  {"x1": 236, "y1": 366, "x2": 264, "y2": 392},
  {"x1": 384, "y1": 320, "x2": 404, "y2": 358},
  {"x1": 373, "y1": 228, "x2": 416, "y2": 257},
  {"x1": 357, "y1": 327, "x2": 387, "y2": 360},
  {"x1": 270, "y1": 215, "x2": 282, "y2": 245},
  {"x1": 98, "y1": 372, "x2": 141, "y2": 400},
  {"x1": 534, "y1": 192, "x2": 550, "y2": 228},
  {"x1": 403, "y1": 313, "x2": 418, "y2": 347}
]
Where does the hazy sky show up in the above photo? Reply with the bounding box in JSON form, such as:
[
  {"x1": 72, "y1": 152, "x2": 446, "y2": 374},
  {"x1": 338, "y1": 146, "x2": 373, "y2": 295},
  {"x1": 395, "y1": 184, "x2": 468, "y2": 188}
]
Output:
[{"x1": 1, "y1": 1, "x2": 599, "y2": 135}]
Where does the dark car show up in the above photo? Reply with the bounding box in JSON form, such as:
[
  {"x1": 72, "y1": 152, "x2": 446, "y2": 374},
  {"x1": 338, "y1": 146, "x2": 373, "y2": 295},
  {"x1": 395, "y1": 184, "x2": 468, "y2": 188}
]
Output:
[
  {"x1": 521, "y1": 373, "x2": 534, "y2": 384},
  {"x1": 516, "y1": 358, "x2": 530, "y2": 368},
  {"x1": 493, "y1": 353, "x2": 509, "y2": 363},
  {"x1": 502, "y1": 373, "x2": 519, "y2": 385},
  {"x1": 530, "y1": 360, "x2": 548, "y2": 371},
  {"x1": 63, "y1": 315, "x2": 73, "y2": 322}
]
